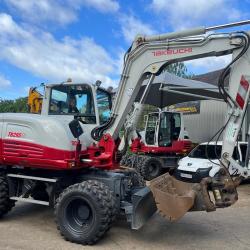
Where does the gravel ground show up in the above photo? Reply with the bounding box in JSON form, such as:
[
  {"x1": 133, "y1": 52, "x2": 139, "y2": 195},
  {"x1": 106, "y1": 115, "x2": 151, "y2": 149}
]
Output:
[{"x1": 0, "y1": 183, "x2": 249, "y2": 250}]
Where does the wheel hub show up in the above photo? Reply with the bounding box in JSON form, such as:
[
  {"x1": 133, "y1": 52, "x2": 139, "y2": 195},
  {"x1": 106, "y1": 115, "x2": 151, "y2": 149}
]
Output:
[
  {"x1": 77, "y1": 205, "x2": 90, "y2": 220},
  {"x1": 148, "y1": 163, "x2": 158, "y2": 176},
  {"x1": 66, "y1": 198, "x2": 93, "y2": 229}
]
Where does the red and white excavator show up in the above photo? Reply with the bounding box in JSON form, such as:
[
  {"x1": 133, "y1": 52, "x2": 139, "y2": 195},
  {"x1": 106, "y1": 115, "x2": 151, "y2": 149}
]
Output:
[
  {"x1": 120, "y1": 102, "x2": 192, "y2": 180},
  {"x1": 0, "y1": 20, "x2": 250, "y2": 245}
]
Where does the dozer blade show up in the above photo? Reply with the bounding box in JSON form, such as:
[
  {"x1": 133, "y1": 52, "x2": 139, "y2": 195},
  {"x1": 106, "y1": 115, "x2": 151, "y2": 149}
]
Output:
[
  {"x1": 130, "y1": 187, "x2": 157, "y2": 229},
  {"x1": 150, "y1": 173, "x2": 196, "y2": 221}
]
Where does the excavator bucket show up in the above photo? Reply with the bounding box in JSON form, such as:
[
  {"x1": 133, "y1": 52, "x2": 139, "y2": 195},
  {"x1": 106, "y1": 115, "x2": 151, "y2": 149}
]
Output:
[
  {"x1": 150, "y1": 170, "x2": 240, "y2": 221},
  {"x1": 150, "y1": 173, "x2": 209, "y2": 221}
]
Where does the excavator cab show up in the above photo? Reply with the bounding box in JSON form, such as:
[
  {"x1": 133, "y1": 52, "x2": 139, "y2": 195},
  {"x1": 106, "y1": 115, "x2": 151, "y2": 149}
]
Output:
[
  {"x1": 143, "y1": 111, "x2": 189, "y2": 150},
  {"x1": 28, "y1": 81, "x2": 113, "y2": 127}
]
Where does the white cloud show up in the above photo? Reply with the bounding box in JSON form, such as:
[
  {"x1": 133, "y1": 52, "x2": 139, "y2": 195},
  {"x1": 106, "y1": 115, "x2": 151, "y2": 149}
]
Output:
[
  {"x1": 186, "y1": 55, "x2": 232, "y2": 73},
  {"x1": 0, "y1": 74, "x2": 12, "y2": 88},
  {"x1": 73, "y1": 0, "x2": 119, "y2": 13},
  {"x1": 5, "y1": 0, "x2": 119, "y2": 25},
  {"x1": 150, "y1": 0, "x2": 243, "y2": 30},
  {"x1": 119, "y1": 15, "x2": 155, "y2": 43},
  {"x1": 5, "y1": 0, "x2": 77, "y2": 25},
  {"x1": 0, "y1": 13, "x2": 118, "y2": 87}
]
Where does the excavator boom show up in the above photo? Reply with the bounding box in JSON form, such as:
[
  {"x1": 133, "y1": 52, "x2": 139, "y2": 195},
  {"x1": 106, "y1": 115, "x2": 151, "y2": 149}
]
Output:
[
  {"x1": 150, "y1": 43, "x2": 250, "y2": 220},
  {"x1": 98, "y1": 21, "x2": 250, "y2": 220}
]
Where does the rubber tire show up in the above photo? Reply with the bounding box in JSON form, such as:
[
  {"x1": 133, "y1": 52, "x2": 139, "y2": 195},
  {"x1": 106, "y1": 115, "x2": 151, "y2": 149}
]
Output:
[
  {"x1": 130, "y1": 171, "x2": 146, "y2": 187},
  {"x1": 0, "y1": 172, "x2": 15, "y2": 218},
  {"x1": 131, "y1": 155, "x2": 139, "y2": 168},
  {"x1": 141, "y1": 157, "x2": 163, "y2": 181},
  {"x1": 123, "y1": 154, "x2": 144, "y2": 170},
  {"x1": 55, "y1": 180, "x2": 114, "y2": 245},
  {"x1": 87, "y1": 180, "x2": 117, "y2": 231},
  {"x1": 31, "y1": 183, "x2": 49, "y2": 201},
  {"x1": 120, "y1": 153, "x2": 129, "y2": 166},
  {"x1": 125, "y1": 154, "x2": 133, "y2": 167},
  {"x1": 134, "y1": 155, "x2": 146, "y2": 173}
]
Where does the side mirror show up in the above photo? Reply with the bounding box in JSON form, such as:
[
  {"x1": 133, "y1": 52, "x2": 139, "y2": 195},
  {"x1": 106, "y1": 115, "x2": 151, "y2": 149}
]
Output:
[{"x1": 69, "y1": 119, "x2": 84, "y2": 138}]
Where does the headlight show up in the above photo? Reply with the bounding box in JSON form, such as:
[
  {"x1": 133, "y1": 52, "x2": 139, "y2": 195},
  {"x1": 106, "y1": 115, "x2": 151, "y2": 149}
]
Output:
[{"x1": 197, "y1": 167, "x2": 212, "y2": 177}]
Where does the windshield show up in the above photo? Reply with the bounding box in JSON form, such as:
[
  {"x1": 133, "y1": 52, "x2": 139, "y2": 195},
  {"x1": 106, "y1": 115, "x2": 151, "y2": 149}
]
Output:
[
  {"x1": 189, "y1": 145, "x2": 222, "y2": 159},
  {"x1": 189, "y1": 143, "x2": 246, "y2": 161},
  {"x1": 49, "y1": 84, "x2": 96, "y2": 123}
]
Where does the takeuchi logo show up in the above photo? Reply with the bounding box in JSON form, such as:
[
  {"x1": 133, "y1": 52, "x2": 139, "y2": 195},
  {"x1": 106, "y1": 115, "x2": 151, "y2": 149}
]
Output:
[
  {"x1": 152, "y1": 48, "x2": 192, "y2": 56},
  {"x1": 8, "y1": 132, "x2": 25, "y2": 138}
]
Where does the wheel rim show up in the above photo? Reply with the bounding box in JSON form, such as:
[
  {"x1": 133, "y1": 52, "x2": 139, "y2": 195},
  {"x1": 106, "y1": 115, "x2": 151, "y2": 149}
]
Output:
[
  {"x1": 148, "y1": 162, "x2": 160, "y2": 178},
  {"x1": 65, "y1": 197, "x2": 94, "y2": 234}
]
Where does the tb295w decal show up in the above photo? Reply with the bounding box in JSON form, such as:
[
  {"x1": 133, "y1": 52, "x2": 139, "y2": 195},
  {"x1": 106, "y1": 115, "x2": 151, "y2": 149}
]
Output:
[{"x1": 8, "y1": 132, "x2": 25, "y2": 138}]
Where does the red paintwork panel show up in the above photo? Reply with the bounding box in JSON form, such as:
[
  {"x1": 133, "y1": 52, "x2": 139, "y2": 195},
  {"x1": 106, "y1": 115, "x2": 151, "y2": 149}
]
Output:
[
  {"x1": 131, "y1": 138, "x2": 192, "y2": 155},
  {"x1": 0, "y1": 139, "x2": 76, "y2": 169},
  {"x1": 0, "y1": 135, "x2": 118, "y2": 171}
]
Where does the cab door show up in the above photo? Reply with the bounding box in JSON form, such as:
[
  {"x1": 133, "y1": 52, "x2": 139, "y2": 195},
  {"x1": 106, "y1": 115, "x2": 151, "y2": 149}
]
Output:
[
  {"x1": 158, "y1": 112, "x2": 182, "y2": 147},
  {"x1": 96, "y1": 88, "x2": 112, "y2": 125},
  {"x1": 145, "y1": 113, "x2": 159, "y2": 146}
]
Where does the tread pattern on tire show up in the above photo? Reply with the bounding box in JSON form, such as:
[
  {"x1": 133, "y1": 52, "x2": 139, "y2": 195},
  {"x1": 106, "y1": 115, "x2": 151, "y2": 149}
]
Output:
[
  {"x1": 0, "y1": 172, "x2": 15, "y2": 218},
  {"x1": 135, "y1": 155, "x2": 146, "y2": 173},
  {"x1": 87, "y1": 180, "x2": 117, "y2": 231},
  {"x1": 141, "y1": 157, "x2": 163, "y2": 181},
  {"x1": 54, "y1": 180, "x2": 114, "y2": 245}
]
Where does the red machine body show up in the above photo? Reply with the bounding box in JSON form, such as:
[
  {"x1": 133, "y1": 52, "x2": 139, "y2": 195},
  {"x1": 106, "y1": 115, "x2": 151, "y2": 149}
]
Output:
[{"x1": 130, "y1": 137, "x2": 192, "y2": 155}]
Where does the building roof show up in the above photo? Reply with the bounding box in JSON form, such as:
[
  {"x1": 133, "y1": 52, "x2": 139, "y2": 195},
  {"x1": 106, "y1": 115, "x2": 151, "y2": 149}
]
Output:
[
  {"x1": 135, "y1": 71, "x2": 223, "y2": 108},
  {"x1": 191, "y1": 68, "x2": 229, "y2": 86}
]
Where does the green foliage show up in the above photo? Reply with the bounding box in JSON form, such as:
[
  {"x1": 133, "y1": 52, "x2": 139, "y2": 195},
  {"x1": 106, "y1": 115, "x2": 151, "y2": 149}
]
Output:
[
  {"x1": 0, "y1": 97, "x2": 28, "y2": 113},
  {"x1": 164, "y1": 62, "x2": 194, "y2": 78}
]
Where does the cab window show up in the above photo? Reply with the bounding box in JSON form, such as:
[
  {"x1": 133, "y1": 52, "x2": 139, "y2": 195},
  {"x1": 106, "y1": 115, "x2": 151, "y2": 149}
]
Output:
[
  {"x1": 239, "y1": 144, "x2": 248, "y2": 164},
  {"x1": 145, "y1": 113, "x2": 158, "y2": 145},
  {"x1": 49, "y1": 84, "x2": 96, "y2": 123},
  {"x1": 158, "y1": 112, "x2": 181, "y2": 147},
  {"x1": 96, "y1": 89, "x2": 112, "y2": 124},
  {"x1": 172, "y1": 113, "x2": 181, "y2": 140}
]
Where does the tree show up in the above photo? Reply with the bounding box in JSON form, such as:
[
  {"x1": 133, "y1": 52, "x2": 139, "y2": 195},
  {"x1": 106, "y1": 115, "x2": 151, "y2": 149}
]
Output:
[
  {"x1": 0, "y1": 97, "x2": 28, "y2": 113},
  {"x1": 164, "y1": 62, "x2": 194, "y2": 78}
]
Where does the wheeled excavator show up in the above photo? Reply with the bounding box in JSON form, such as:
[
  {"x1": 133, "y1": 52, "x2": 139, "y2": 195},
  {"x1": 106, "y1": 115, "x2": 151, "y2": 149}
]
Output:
[
  {"x1": 0, "y1": 20, "x2": 250, "y2": 245},
  {"x1": 28, "y1": 81, "x2": 192, "y2": 181},
  {"x1": 120, "y1": 101, "x2": 192, "y2": 180}
]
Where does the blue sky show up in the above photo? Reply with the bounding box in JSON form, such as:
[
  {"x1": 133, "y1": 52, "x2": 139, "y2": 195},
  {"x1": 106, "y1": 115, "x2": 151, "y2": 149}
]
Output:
[{"x1": 0, "y1": 0, "x2": 250, "y2": 99}]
